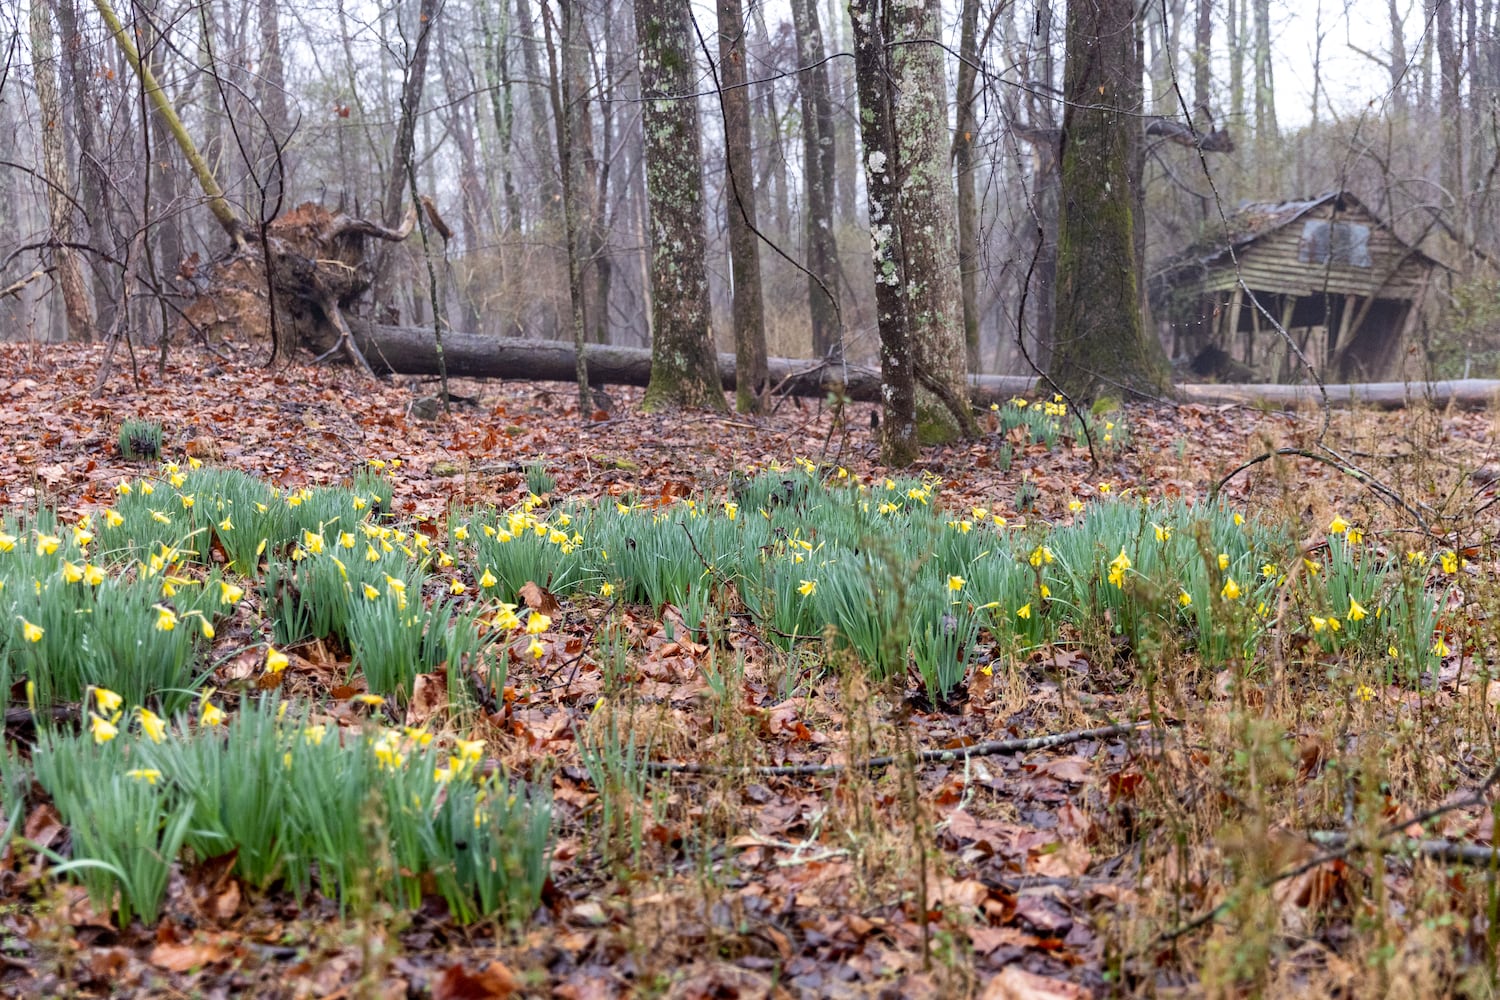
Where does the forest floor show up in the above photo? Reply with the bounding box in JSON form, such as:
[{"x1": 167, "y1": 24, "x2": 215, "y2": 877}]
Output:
[{"x1": 1, "y1": 340, "x2": 1500, "y2": 999}]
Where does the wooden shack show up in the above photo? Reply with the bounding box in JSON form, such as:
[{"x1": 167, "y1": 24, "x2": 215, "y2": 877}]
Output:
[{"x1": 1149, "y1": 191, "x2": 1442, "y2": 382}]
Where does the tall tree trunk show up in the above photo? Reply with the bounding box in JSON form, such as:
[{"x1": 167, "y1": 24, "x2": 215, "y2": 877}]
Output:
[
  {"x1": 1435, "y1": 0, "x2": 1464, "y2": 237},
  {"x1": 1228, "y1": 0, "x2": 1245, "y2": 129},
  {"x1": 478, "y1": 0, "x2": 523, "y2": 231},
  {"x1": 1387, "y1": 0, "x2": 1408, "y2": 117},
  {"x1": 437, "y1": 23, "x2": 487, "y2": 333},
  {"x1": 954, "y1": 0, "x2": 981, "y2": 371},
  {"x1": 790, "y1": 0, "x2": 840, "y2": 358},
  {"x1": 889, "y1": 0, "x2": 972, "y2": 436},
  {"x1": 257, "y1": 0, "x2": 290, "y2": 205},
  {"x1": 750, "y1": 5, "x2": 790, "y2": 237},
  {"x1": 56, "y1": 0, "x2": 118, "y2": 334},
  {"x1": 140, "y1": 14, "x2": 186, "y2": 293},
  {"x1": 716, "y1": 0, "x2": 770, "y2": 412},
  {"x1": 31, "y1": 0, "x2": 93, "y2": 342},
  {"x1": 374, "y1": 0, "x2": 438, "y2": 320},
  {"x1": 542, "y1": 0, "x2": 591, "y2": 413},
  {"x1": 848, "y1": 0, "x2": 916, "y2": 464},
  {"x1": 516, "y1": 0, "x2": 561, "y2": 214},
  {"x1": 1252, "y1": 0, "x2": 1277, "y2": 143},
  {"x1": 1194, "y1": 0, "x2": 1212, "y2": 113},
  {"x1": 1048, "y1": 0, "x2": 1170, "y2": 401},
  {"x1": 634, "y1": 0, "x2": 726, "y2": 411}
]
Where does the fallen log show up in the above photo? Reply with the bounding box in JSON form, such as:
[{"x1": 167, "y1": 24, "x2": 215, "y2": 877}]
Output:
[{"x1": 349, "y1": 322, "x2": 1500, "y2": 412}]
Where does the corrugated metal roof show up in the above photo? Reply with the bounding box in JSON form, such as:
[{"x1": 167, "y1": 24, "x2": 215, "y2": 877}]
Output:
[{"x1": 1151, "y1": 190, "x2": 1438, "y2": 285}]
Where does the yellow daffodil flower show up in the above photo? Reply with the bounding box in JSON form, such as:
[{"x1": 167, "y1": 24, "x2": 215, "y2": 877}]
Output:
[
  {"x1": 353, "y1": 693, "x2": 385, "y2": 706},
  {"x1": 1152, "y1": 522, "x2": 1171, "y2": 543},
  {"x1": 90, "y1": 713, "x2": 117, "y2": 744},
  {"x1": 60, "y1": 561, "x2": 83, "y2": 584},
  {"x1": 526, "y1": 613, "x2": 551, "y2": 634},
  {"x1": 1440, "y1": 551, "x2": 1459, "y2": 574},
  {"x1": 1068, "y1": 499, "x2": 1084, "y2": 513},
  {"x1": 219, "y1": 580, "x2": 244, "y2": 605},
  {"x1": 948, "y1": 575, "x2": 965, "y2": 592},
  {"x1": 479, "y1": 568, "x2": 498, "y2": 589},
  {"x1": 138, "y1": 708, "x2": 166, "y2": 743},
  {"x1": 600, "y1": 581, "x2": 615, "y2": 598},
  {"x1": 93, "y1": 687, "x2": 123, "y2": 715},
  {"x1": 35, "y1": 533, "x2": 59, "y2": 556},
  {"x1": 1107, "y1": 549, "x2": 1131, "y2": 589},
  {"x1": 1221, "y1": 577, "x2": 1242, "y2": 600},
  {"x1": 1433, "y1": 636, "x2": 1451, "y2": 657},
  {"x1": 82, "y1": 563, "x2": 105, "y2": 586},
  {"x1": 19, "y1": 618, "x2": 42, "y2": 643},
  {"x1": 798, "y1": 579, "x2": 817, "y2": 597},
  {"x1": 1178, "y1": 590, "x2": 1193, "y2": 607},
  {"x1": 102, "y1": 508, "x2": 124, "y2": 528},
  {"x1": 200, "y1": 701, "x2": 225, "y2": 726},
  {"x1": 528, "y1": 637, "x2": 546, "y2": 659},
  {"x1": 265, "y1": 646, "x2": 289, "y2": 673},
  {"x1": 1355, "y1": 684, "x2": 1374, "y2": 702},
  {"x1": 1017, "y1": 603, "x2": 1032, "y2": 619},
  {"x1": 1347, "y1": 598, "x2": 1368, "y2": 621},
  {"x1": 453, "y1": 524, "x2": 469, "y2": 541},
  {"x1": 126, "y1": 768, "x2": 161, "y2": 785},
  {"x1": 455, "y1": 738, "x2": 486, "y2": 765},
  {"x1": 1217, "y1": 553, "x2": 1230, "y2": 570},
  {"x1": 1328, "y1": 515, "x2": 1349, "y2": 534}
]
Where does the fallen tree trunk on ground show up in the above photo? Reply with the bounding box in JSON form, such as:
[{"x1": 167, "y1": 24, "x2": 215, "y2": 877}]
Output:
[{"x1": 350, "y1": 322, "x2": 1500, "y2": 412}]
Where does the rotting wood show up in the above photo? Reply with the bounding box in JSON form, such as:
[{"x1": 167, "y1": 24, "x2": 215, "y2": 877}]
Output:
[{"x1": 348, "y1": 321, "x2": 1500, "y2": 411}]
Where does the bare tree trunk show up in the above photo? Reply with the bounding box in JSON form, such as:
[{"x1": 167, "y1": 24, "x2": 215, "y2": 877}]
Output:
[
  {"x1": 541, "y1": 0, "x2": 591, "y2": 413},
  {"x1": 889, "y1": 0, "x2": 973, "y2": 436},
  {"x1": 1435, "y1": 0, "x2": 1465, "y2": 239},
  {"x1": 256, "y1": 0, "x2": 290, "y2": 204},
  {"x1": 750, "y1": 6, "x2": 790, "y2": 237},
  {"x1": 437, "y1": 23, "x2": 487, "y2": 333},
  {"x1": 478, "y1": 0, "x2": 523, "y2": 231},
  {"x1": 1194, "y1": 0, "x2": 1212, "y2": 113},
  {"x1": 954, "y1": 0, "x2": 982, "y2": 372},
  {"x1": 516, "y1": 0, "x2": 561, "y2": 213},
  {"x1": 1228, "y1": 0, "x2": 1245, "y2": 128},
  {"x1": 848, "y1": 0, "x2": 916, "y2": 464},
  {"x1": 1252, "y1": 0, "x2": 1277, "y2": 143},
  {"x1": 633, "y1": 0, "x2": 726, "y2": 411},
  {"x1": 716, "y1": 0, "x2": 770, "y2": 412},
  {"x1": 1388, "y1": 0, "x2": 1409, "y2": 117},
  {"x1": 140, "y1": 15, "x2": 185, "y2": 289},
  {"x1": 373, "y1": 0, "x2": 438, "y2": 319},
  {"x1": 30, "y1": 0, "x2": 94, "y2": 342},
  {"x1": 55, "y1": 0, "x2": 118, "y2": 334},
  {"x1": 790, "y1": 0, "x2": 840, "y2": 359},
  {"x1": 1049, "y1": 0, "x2": 1170, "y2": 400}
]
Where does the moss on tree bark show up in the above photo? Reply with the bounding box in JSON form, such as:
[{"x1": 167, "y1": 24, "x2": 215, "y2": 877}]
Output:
[{"x1": 1048, "y1": 0, "x2": 1171, "y2": 402}]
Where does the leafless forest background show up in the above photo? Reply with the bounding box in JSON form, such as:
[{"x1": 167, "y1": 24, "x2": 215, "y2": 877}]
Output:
[{"x1": 3, "y1": 0, "x2": 1500, "y2": 378}]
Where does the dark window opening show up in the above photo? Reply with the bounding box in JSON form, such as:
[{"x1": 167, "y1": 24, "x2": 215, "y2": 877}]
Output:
[{"x1": 1298, "y1": 220, "x2": 1372, "y2": 267}]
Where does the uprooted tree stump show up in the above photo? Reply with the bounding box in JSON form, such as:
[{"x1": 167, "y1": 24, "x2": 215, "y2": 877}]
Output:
[{"x1": 183, "y1": 203, "x2": 415, "y2": 374}]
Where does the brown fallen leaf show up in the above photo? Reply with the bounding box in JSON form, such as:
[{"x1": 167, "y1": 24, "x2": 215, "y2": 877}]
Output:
[
  {"x1": 405, "y1": 672, "x2": 447, "y2": 727},
  {"x1": 980, "y1": 965, "x2": 1090, "y2": 1000},
  {"x1": 517, "y1": 580, "x2": 561, "y2": 616},
  {"x1": 431, "y1": 960, "x2": 520, "y2": 1000},
  {"x1": 148, "y1": 937, "x2": 229, "y2": 973}
]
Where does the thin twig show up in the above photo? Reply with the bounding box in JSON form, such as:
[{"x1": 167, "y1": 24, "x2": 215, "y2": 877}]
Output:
[{"x1": 642, "y1": 720, "x2": 1155, "y2": 776}]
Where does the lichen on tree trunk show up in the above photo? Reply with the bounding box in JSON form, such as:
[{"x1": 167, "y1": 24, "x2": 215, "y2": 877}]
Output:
[
  {"x1": 1048, "y1": 0, "x2": 1170, "y2": 402},
  {"x1": 888, "y1": 0, "x2": 973, "y2": 439},
  {"x1": 634, "y1": 0, "x2": 726, "y2": 412}
]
